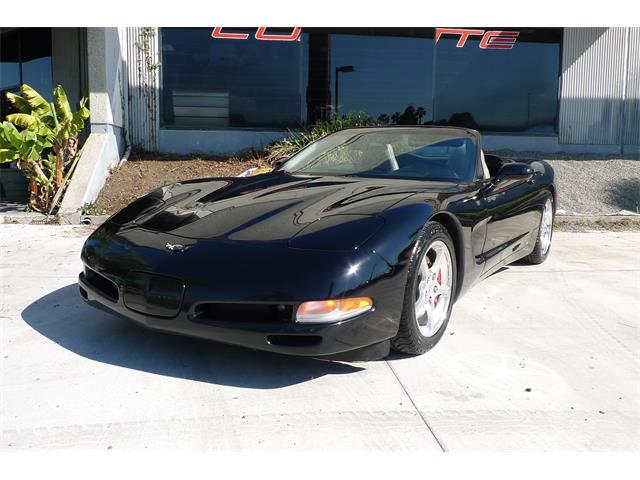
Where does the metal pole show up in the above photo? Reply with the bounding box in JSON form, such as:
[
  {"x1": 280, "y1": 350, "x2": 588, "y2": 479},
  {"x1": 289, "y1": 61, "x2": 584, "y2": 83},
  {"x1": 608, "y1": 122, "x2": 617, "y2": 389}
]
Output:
[{"x1": 334, "y1": 67, "x2": 339, "y2": 118}]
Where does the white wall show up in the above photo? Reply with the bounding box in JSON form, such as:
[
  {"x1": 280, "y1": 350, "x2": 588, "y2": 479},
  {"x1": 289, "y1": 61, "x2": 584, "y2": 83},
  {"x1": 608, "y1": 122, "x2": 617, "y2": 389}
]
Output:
[{"x1": 61, "y1": 28, "x2": 126, "y2": 212}]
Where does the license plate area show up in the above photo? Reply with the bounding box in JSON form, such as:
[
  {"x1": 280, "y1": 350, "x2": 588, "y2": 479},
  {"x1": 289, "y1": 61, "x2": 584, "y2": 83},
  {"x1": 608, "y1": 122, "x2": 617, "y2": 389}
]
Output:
[{"x1": 123, "y1": 272, "x2": 185, "y2": 318}]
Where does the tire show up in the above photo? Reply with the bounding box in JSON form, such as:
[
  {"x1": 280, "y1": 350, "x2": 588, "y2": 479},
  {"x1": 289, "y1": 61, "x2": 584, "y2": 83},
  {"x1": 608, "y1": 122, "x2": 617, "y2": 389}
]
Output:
[
  {"x1": 391, "y1": 221, "x2": 457, "y2": 355},
  {"x1": 522, "y1": 194, "x2": 554, "y2": 265}
]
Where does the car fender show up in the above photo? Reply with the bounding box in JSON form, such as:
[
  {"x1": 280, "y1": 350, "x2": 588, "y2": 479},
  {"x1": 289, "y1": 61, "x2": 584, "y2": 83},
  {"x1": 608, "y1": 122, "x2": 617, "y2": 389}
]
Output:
[{"x1": 366, "y1": 201, "x2": 438, "y2": 270}]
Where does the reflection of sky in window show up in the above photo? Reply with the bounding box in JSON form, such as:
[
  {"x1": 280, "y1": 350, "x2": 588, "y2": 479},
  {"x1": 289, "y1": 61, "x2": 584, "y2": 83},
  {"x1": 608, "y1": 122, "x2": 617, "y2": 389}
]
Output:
[
  {"x1": 330, "y1": 35, "x2": 434, "y2": 122},
  {"x1": 0, "y1": 62, "x2": 21, "y2": 90},
  {"x1": 22, "y1": 57, "x2": 53, "y2": 99},
  {"x1": 1, "y1": 28, "x2": 53, "y2": 100},
  {"x1": 433, "y1": 39, "x2": 559, "y2": 131}
]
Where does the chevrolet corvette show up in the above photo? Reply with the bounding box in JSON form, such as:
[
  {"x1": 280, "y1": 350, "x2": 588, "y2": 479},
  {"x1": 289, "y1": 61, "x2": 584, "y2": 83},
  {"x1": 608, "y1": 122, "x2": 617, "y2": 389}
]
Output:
[{"x1": 79, "y1": 126, "x2": 555, "y2": 356}]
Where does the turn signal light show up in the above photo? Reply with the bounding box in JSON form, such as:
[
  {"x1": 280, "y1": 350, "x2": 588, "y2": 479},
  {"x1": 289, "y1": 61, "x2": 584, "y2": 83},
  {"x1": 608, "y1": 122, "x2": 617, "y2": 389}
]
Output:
[{"x1": 296, "y1": 297, "x2": 373, "y2": 323}]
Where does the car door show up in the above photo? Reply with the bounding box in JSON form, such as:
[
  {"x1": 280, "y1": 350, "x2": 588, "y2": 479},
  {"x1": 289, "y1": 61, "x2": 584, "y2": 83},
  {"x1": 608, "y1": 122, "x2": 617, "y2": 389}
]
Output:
[{"x1": 480, "y1": 174, "x2": 540, "y2": 275}]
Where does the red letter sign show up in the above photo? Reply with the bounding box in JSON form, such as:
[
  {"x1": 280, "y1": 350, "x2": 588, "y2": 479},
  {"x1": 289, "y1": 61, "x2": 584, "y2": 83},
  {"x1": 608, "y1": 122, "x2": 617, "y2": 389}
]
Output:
[
  {"x1": 479, "y1": 31, "x2": 519, "y2": 49},
  {"x1": 435, "y1": 28, "x2": 485, "y2": 47},
  {"x1": 255, "y1": 27, "x2": 302, "y2": 42},
  {"x1": 211, "y1": 27, "x2": 249, "y2": 40},
  {"x1": 211, "y1": 27, "x2": 302, "y2": 42}
]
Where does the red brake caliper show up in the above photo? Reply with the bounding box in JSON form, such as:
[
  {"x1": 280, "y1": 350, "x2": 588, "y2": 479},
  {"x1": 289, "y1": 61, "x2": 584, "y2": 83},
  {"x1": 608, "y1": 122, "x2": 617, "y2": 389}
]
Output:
[{"x1": 435, "y1": 268, "x2": 442, "y2": 305}]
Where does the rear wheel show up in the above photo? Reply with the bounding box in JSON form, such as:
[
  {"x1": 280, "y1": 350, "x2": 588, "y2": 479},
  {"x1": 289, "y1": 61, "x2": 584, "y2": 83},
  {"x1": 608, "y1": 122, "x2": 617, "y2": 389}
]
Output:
[
  {"x1": 391, "y1": 222, "x2": 457, "y2": 355},
  {"x1": 522, "y1": 195, "x2": 554, "y2": 265}
]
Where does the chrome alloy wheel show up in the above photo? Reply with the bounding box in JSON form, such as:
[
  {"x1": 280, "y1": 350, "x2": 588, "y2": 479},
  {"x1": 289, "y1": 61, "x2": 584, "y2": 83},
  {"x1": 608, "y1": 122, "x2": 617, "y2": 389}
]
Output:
[
  {"x1": 414, "y1": 240, "x2": 453, "y2": 337},
  {"x1": 540, "y1": 198, "x2": 553, "y2": 255}
]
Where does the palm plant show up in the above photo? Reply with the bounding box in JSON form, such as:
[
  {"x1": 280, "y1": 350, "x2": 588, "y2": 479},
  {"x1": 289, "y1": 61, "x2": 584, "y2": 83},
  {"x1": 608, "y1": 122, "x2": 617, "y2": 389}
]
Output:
[{"x1": 0, "y1": 84, "x2": 90, "y2": 211}]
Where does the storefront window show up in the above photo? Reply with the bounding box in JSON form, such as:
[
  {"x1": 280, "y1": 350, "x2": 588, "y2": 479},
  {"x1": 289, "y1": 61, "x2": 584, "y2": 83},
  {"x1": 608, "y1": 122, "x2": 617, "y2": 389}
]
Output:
[
  {"x1": 328, "y1": 29, "x2": 434, "y2": 124},
  {"x1": 160, "y1": 27, "x2": 562, "y2": 133},
  {"x1": 0, "y1": 28, "x2": 53, "y2": 119},
  {"x1": 161, "y1": 28, "x2": 305, "y2": 129},
  {"x1": 432, "y1": 28, "x2": 561, "y2": 133},
  {"x1": 0, "y1": 30, "x2": 21, "y2": 92}
]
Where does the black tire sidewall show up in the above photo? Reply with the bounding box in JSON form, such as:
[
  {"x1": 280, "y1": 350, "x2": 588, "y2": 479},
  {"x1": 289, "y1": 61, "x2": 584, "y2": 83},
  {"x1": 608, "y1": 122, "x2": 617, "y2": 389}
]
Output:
[
  {"x1": 397, "y1": 222, "x2": 457, "y2": 354},
  {"x1": 526, "y1": 192, "x2": 555, "y2": 264},
  {"x1": 539, "y1": 194, "x2": 555, "y2": 258}
]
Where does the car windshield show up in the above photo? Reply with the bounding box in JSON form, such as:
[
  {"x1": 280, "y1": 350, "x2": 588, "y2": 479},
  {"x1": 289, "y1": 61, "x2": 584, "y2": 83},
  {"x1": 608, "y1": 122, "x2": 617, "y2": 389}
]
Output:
[{"x1": 281, "y1": 128, "x2": 478, "y2": 182}]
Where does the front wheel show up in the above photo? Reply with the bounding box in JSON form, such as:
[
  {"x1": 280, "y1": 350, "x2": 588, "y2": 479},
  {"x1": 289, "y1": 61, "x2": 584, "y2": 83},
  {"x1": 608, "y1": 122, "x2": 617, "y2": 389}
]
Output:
[
  {"x1": 522, "y1": 195, "x2": 554, "y2": 265},
  {"x1": 391, "y1": 222, "x2": 457, "y2": 355}
]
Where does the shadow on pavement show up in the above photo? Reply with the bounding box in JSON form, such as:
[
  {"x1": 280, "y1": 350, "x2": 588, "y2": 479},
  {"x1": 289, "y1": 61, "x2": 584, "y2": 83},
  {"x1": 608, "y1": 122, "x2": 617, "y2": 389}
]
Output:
[{"x1": 21, "y1": 284, "x2": 363, "y2": 389}]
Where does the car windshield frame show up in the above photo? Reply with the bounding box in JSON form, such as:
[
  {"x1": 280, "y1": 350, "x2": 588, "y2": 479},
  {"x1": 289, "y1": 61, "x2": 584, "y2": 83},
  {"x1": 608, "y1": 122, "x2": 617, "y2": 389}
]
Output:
[{"x1": 281, "y1": 127, "x2": 480, "y2": 183}]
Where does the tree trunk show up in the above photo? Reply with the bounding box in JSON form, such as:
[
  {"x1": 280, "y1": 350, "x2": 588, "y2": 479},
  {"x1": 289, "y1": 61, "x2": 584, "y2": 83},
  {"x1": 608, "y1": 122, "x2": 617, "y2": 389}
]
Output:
[
  {"x1": 55, "y1": 145, "x2": 64, "y2": 186},
  {"x1": 29, "y1": 178, "x2": 37, "y2": 209}
]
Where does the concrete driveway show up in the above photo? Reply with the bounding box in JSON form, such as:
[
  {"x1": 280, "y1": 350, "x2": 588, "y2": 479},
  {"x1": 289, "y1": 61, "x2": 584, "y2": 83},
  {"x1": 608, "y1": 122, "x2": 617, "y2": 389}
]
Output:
[{"x1": 1, "y1": 225, "x2": 638, "y2": 451}]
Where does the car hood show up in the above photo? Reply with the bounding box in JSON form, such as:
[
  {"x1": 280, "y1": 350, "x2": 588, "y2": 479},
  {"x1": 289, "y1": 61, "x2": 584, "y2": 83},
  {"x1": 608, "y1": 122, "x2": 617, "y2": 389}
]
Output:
[{"x1": 109, "y1": 173, "x2": 455, "y2": 243}]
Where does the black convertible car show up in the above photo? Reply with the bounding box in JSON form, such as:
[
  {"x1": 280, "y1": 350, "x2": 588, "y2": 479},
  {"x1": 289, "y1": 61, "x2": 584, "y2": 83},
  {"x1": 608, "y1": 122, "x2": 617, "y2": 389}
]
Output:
[{"x1": 79, "y1": 126, "x2": 555, "y2": 357}]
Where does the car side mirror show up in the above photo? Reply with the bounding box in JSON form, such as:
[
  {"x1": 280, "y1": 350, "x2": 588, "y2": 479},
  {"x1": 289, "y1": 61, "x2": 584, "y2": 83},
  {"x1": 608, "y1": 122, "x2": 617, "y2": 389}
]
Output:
[
  {"x1": 494, "y1": 162, "x2": 534, "y2": 183},
  {"x1": 482, "y1": 162, "x2": 534, "y2": 194},
  {"x1": 272, "y1": 157, "x2": 289, "y2": 170}
]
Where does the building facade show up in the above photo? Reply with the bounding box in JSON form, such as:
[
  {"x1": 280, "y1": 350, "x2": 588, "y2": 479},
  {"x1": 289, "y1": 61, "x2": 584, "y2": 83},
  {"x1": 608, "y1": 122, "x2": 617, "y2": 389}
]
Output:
[{"x1": 0, "y1": 27, "x2": 638, "y2": 207}]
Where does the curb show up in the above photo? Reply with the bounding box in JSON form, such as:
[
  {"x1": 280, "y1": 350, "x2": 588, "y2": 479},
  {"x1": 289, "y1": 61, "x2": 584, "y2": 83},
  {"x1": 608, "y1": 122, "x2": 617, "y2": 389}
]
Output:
[
  {"x1": 556, "y1": 214, "x2": 640, "y2": 223},
  {"x1": 555, "y1": 215, "x2": 640, "y2": 232},
  {"x1": 0, "y1": 212, "x2": 110, "y2": 226},
  {"x1": 0, "y1": 212, "x2": 54, "y2": 225},
  {"x1": 2, "y1": 211, "x2": 639, "y2": 230}
]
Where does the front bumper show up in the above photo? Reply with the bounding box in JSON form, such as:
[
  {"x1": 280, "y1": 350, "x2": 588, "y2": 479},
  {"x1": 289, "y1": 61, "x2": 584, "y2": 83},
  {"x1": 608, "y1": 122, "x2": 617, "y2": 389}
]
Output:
[{"x1": 78, "y1": 270, "x2": 393, "y2": 356}]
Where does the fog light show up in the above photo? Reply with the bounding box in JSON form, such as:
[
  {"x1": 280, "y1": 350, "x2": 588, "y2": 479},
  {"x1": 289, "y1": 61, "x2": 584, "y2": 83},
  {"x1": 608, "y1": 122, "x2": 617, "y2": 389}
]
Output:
[{"x1": 296, "y1": 297, "x2": 373, "y2": 323}]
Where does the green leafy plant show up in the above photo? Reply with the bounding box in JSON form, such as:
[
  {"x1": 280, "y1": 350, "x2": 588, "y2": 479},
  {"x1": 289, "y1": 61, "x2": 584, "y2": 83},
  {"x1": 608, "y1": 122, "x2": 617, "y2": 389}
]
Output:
[
  {"x1": 263, "y1": 111, "x2": 379, "y2": 164},
  {"x1": 80, "y1": 202, "x2": 108, "y2": 216},
  {"x1": 0, "y1": 84, "x2": 90, "y2": 212}
]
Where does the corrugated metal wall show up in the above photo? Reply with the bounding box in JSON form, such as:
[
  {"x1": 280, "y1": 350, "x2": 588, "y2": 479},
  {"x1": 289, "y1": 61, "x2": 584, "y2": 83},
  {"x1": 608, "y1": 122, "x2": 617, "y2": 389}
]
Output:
[
  {"x1": 124, "y1": 27, "x2": 160, "y2": 151},
  {"x1": 623, "y1": 28, "x2": 640, "y2": 146},
  {"x1": 559, "y1": 28, "x2": 639, "y2": 146}
]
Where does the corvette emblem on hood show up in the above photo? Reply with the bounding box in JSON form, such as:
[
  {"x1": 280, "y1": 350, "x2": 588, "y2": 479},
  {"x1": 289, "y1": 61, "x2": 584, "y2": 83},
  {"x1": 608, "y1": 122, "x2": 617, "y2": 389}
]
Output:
[{"x1": 165, "y1": 243, "x2": 190, "y2": 253}]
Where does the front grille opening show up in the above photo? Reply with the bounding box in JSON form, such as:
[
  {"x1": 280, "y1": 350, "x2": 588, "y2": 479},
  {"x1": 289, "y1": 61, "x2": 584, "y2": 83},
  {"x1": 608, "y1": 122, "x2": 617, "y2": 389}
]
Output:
[
  {"x1": 267, "y1": 335, "x2": 322, "y2": 347},
  {"x1": 84, "y1": 268, "x2": 119, "y2": 302},
  {"x1": 193, "y1": 303, "x2": 293, "y2": 324},
  {"x1": 79, "y1": 286, "x2": 88, "y2": 300}
]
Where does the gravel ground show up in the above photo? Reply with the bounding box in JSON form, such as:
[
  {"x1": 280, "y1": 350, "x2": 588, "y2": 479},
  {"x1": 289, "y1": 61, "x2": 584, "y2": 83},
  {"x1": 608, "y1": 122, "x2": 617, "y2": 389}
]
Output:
[
  {"x1": 491, "y1": 150, "x2": 640, "y2": 215},
  {"x1": 549, "y1": 159, "x2": 640, "y2": 214}
]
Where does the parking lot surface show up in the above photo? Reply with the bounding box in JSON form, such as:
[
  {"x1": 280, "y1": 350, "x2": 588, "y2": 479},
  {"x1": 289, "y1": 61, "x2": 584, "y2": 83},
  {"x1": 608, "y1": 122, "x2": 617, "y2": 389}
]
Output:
[{"x1": 1, "y1": 225, "x2": 638, "y2": 451}]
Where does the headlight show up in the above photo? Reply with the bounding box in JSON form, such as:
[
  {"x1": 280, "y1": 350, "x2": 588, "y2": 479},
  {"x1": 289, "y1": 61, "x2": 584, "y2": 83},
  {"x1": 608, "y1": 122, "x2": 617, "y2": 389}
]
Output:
[{"x1": 296, "y1": 297, "x2": 373, "y2": 323}]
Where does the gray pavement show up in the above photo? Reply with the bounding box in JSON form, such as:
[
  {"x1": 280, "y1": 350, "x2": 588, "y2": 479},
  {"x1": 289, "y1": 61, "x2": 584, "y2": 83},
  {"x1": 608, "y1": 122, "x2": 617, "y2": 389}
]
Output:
[{"x1": 1, "y1": 225, "x2": 638, "y2": 451}]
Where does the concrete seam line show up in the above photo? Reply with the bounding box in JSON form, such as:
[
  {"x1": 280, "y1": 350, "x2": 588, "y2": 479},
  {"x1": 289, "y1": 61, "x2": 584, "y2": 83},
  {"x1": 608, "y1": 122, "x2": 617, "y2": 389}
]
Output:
[{"x1": 385, "y1": 360, "x2": 448, "y2": 452}]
